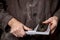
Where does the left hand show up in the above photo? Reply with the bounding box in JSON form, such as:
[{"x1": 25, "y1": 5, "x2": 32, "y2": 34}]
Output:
[{"x1": 43, "y1": 16, "x2": 58, "y2": 34}]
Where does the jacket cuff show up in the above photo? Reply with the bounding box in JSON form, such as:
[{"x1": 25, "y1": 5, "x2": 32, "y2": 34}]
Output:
[{"x1": 2, "y1": 15, "x2": 13, "y2": 30}]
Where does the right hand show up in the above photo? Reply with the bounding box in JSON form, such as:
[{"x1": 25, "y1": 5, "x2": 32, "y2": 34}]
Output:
[{"x1": 8, "y1": 18, "x2": 32, "y2": 37}]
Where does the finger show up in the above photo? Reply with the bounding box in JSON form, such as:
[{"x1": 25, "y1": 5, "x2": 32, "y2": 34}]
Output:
[
  {"x1": 43, "y1": 18, "x2": 52, "y2": 24},
  {"x1": 50, "y1": 21, "x2": 57, "y2": 30},
  {"x1": 19, "y1": 29, "x2": 26, "y2": 36},
  {"x1": 13, "y1": 29, "x2": 25, "y2": 37},
  {"x1": 24, "y1": 26, "x2": 32, "y2": 31},
  {"x1": 50, "y1": 22, "x2": 57, "y2": 34},
  {"x1": 10, "y1": 30, "x2": 18, "y2": 37},
  {"x1": 10, "y1": 28, "x2": 25, "y2": 37},
  {"x1": 12, "y1": 32, "x2": 18, "y2": 37},
  {"x1": 16, "y1": 28, "x2": 25, "y2": 37},
  {"x1": 11, "y1": 30, "x2": 20, "y2": 37},
  {"x1": 51, "y1": 27, "x2": 56, "y2": 34}
]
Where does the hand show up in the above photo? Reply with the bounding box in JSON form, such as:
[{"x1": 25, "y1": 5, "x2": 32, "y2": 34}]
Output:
[
  {"x1": 43, "y1": 16, "x2": 58, "y2": 34},
  {"x1": 8, "y1": 18, "x2": 32, "y2": 37}
]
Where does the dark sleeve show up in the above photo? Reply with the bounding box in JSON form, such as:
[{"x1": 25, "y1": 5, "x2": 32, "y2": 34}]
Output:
[
  {"x1": 0, "y1": 0, "x2": 13, "y2": 30},
  {"x1": 0, "y1": 10, "x2": 13, "y2": 30},
  {"x1": 54, "y1": 9, "x2": 60, "y2": 20},
  {"x1": 54, "y1": 0, "x2": 60, "y2": 20}
]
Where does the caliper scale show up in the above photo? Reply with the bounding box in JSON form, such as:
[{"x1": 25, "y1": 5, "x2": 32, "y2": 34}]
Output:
[{"x1": 26, "y1": 24, "x2": 50, "y2": 35}]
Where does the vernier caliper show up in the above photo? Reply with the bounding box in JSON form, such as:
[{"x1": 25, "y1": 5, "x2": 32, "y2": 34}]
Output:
[{"x1": 26, "y1": 24, "x2": 50, "y2": 35}]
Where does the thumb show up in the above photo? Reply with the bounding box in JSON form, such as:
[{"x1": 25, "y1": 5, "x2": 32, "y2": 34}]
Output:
[
  {"x1": 43, "y1": 18, "x2": 52, "y2": 24},
  {"x1": 24, "y1": 26, "x2": 32, "y2": 31}
]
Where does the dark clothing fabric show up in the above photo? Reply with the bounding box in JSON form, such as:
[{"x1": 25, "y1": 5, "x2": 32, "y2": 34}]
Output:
[
  {"x1": 0, "y1": 0, "x2": 60, "y2": 40},
  {"x1": 0, "y1": 0, "x2": 60, "y2": 30}
]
